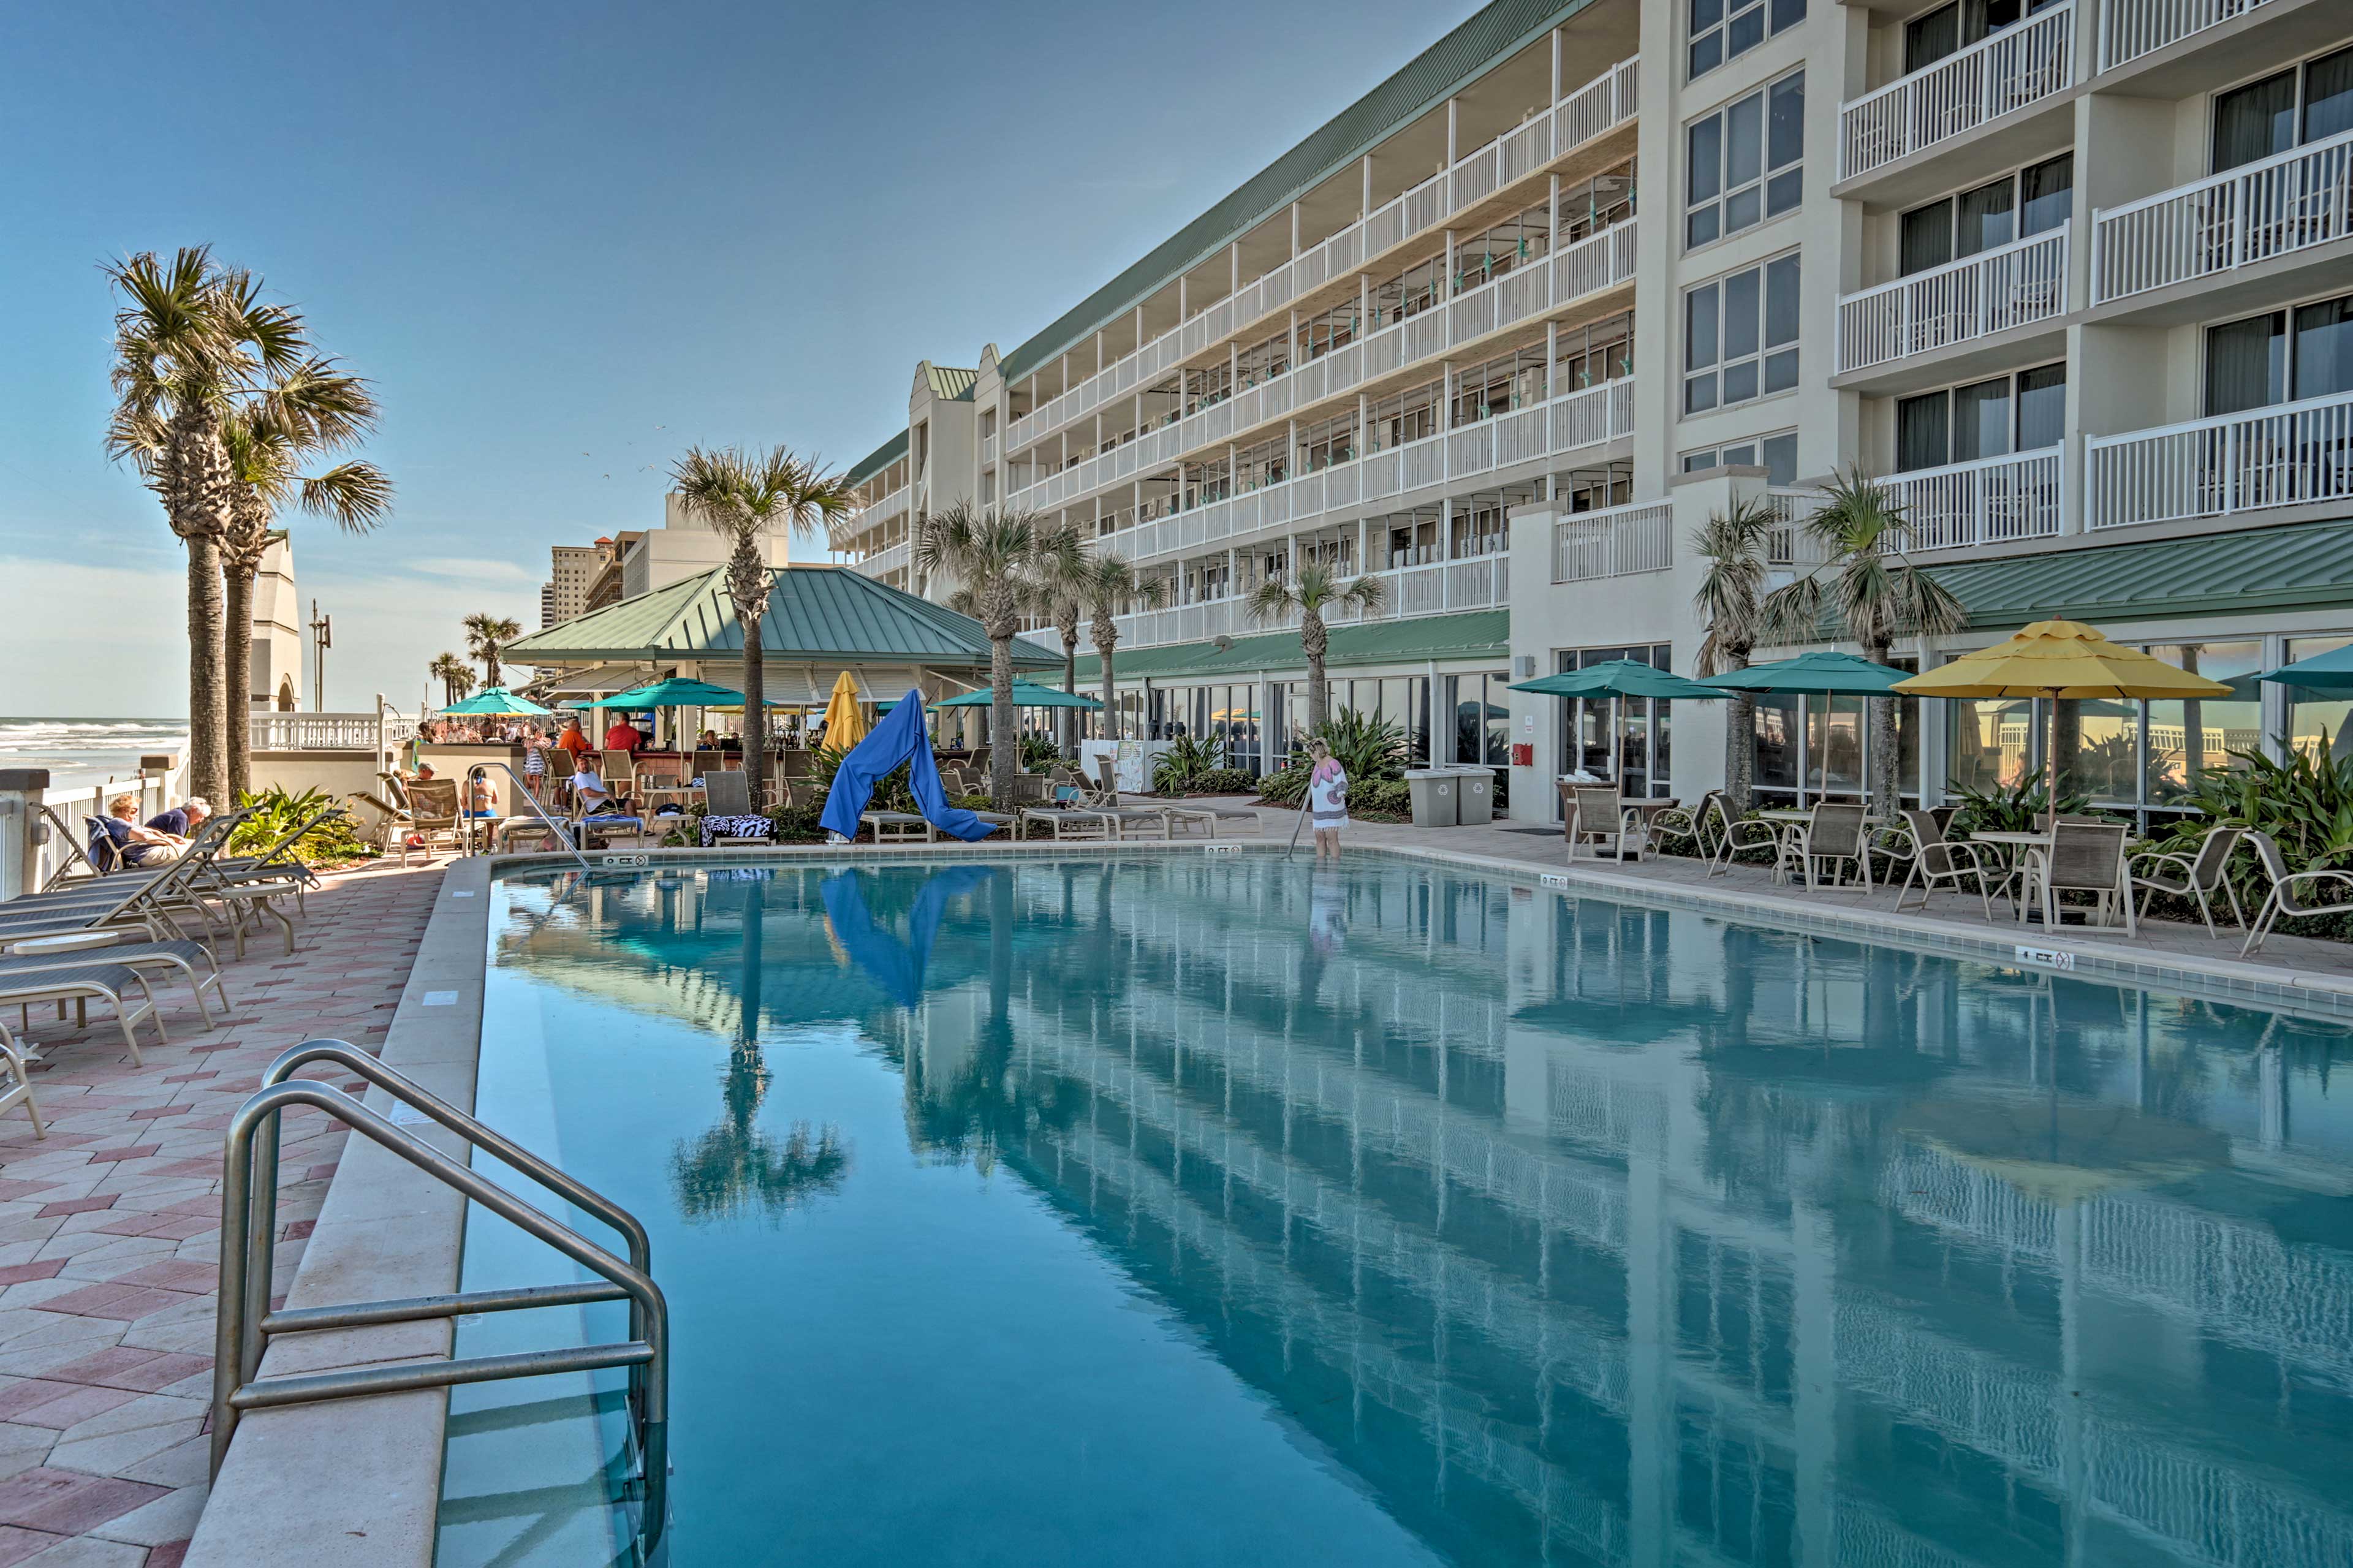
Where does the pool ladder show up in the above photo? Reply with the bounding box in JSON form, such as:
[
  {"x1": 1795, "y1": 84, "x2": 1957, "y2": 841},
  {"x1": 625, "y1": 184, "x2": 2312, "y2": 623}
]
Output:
[{"x1": 210, "y1": 1040, "x2": 669, "y2": 1559}]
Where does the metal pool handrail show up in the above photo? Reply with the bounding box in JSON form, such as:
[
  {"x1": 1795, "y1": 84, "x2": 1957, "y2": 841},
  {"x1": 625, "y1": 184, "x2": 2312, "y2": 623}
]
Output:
[
  {"x1": 210, "y1": 1072, "x2": 669, "y2": 1557},
  {"x1": 463, "y1": 759, "x2": 593, "y2": 872}
]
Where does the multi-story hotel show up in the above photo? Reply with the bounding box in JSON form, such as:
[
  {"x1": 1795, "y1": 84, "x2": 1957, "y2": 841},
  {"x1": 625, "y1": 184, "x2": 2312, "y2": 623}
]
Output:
[{"x1": 832, "y1": 0, "x2": 2353, "y2": 825}]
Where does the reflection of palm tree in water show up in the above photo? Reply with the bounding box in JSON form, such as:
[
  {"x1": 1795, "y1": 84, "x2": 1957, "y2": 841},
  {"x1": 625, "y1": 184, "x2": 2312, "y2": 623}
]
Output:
[{"x1": 670, "y1": 875, "x2": 851, "y2": 1221}]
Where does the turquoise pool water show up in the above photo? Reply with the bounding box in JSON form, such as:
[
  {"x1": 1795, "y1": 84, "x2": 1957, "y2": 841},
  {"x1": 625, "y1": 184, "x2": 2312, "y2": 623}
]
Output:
[{"x1": 435, "y1": 854, "x2": 2353, "y2": 1567}]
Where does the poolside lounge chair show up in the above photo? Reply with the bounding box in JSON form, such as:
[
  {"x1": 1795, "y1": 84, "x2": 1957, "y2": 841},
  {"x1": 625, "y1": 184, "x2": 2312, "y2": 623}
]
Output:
[
  {"x1": 0, "y1": 964, "x2": 161, "y2": 1064},
  {"x1": 2129, "y1": 825, "x2": 2245, "y2": 936},
  {"x1": 1020, "y1": 808, "x2": 1116, "y2": 840},
  {"x1": 37, "y1": 806, "x2": 111, "y2": 890},
  {"x1": 0, "y1": 928, "x2": 233, "y2": 1029},
  {"x1": 1891, "y1": 808, "x2": 2006, "y2": 920},
  {"x1": 2018, "y1": 821, "x2": 2133, "y2": 935},
  {"x1": 1778, "y1": 803, "x2": 1872, "y2": 892},
  {"x1": 862, "y1": 812, "x2": 936, "y2": 843},
  {"x1": 2240, "y1": 830, "x2": 2353, "y2": 955},
  {"x1": 0, "y1": 1038, "x2": 44, "y2": 1137}
]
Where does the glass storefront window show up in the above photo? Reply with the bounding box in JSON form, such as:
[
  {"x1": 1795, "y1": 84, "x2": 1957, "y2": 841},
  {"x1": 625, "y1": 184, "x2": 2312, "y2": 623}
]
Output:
[
  {"x1": 2054, "y1": 697, "x2": 2138, "y2": 803},
  {"x1": 1946, "y1": 696, "x2": 2028, "y2": 794},
  {"x1": 1754, "y1": 694, "x2": 1799, "y2": 794},
  {"x1": 1806, "y1": 695, "x2": 1865, "y2": 797},
  {"x1": 2143, "y1": 642, "x2": 2261, "y2": 804},
  {"x1": 2286, "y1": 636, "x2": 2353, "y2": 765}
]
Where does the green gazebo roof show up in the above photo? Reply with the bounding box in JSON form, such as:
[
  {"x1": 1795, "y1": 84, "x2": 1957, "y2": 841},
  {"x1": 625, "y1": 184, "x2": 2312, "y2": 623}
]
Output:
[{"x1": 509, "y1": 566, "x2": 1059, "y2": 670}]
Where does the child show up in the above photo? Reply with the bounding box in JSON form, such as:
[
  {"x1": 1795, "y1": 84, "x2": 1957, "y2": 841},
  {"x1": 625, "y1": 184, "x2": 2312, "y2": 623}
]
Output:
[{"x1": 1306, "y1": 738, "x2": 1349, "y2": 860}]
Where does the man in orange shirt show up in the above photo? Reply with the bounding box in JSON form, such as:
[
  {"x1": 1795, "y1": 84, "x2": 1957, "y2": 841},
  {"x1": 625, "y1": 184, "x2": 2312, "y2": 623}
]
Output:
[
  {"x1": 602, "y1": 714, "x2": 644, "y2": 754},
  {"x1": 555, "y1": 718, "x2": 593, "y2": 758}
]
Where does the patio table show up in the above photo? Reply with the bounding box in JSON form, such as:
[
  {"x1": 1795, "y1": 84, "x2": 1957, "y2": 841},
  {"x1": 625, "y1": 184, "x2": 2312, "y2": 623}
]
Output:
[{"x1": 1964, "y1": 830, "x2": 2048, "y2": 921}]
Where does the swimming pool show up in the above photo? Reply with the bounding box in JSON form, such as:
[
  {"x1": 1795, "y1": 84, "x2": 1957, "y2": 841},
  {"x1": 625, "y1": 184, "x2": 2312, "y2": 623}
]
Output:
[{"x1": 433, "y1": 852, "x2": 2353, "y2": 1567}]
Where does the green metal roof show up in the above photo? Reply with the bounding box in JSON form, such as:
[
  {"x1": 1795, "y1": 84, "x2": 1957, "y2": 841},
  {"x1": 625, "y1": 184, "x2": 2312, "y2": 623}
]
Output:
[
  {"x1": 846, "y1": 429, "x2": 907, "y2": 488},
  {"x1": 1924, "y1": 517, "x2": 2353, "y2": 631},
  {"x1": 1075, "y1": 609, "x2": 1508, "y2": 683},
  {"x1": 925, "y1": 365, "x2": 977, "y2": 401},
  {"x1": 508, "y1": 566, "x2": 1060, "y2": 668},
  {"x1": 999, "y1": 0, "x2": 1593, "y2": 385}
]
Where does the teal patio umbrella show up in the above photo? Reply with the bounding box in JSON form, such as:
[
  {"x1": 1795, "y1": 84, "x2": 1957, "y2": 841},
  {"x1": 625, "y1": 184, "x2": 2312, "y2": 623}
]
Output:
[
  {"x1": 601, "y1": 677, "x2": 746, "y2": 708},
  {"x1": 1705, "y1": 650, "x2": 1912, "y2": 695},
  {"x1": 1510, "y1": 659, "x2": 1723, "y2": 700},
  {"x1": 934, "y1": 680, "x2": 1102, "y2": 710},
  {"x1": 438, "y1": 686, "x2": 555, "y2": 718},
  {"x1": 2259, "y1": 643, "x2": 2353, "y2": 692}
]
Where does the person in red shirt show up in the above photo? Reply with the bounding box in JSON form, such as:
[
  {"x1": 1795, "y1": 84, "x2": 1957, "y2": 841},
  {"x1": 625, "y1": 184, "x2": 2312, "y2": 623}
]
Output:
[
  {"x1": 555, "y1": 719, "x2": 593, "y2": 758},
  {"x1": 602, "y1": 715, "x2": 644, "y2": 754}
]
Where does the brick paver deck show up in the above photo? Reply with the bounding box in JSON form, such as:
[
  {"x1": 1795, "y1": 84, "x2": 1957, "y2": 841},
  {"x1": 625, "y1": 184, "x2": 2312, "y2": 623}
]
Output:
[{"x1": 0, "y1": 858, "x2": 442, "y2": 1568}]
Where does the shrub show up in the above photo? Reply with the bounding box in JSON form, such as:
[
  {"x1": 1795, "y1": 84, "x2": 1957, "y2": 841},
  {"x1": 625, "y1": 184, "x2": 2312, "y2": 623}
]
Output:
[
  {"x1": 2142, "y1": 748, "x2": 2353, "y2": 937},
  {"x1": 231, "y1": 786, "x2": 375, "y2": 866},
  {"x1": 1151, "y1": 735, "x2": 1224, "y2": 793},
  {"x1": 1018, "y1": 732, "x2": 1064, "y2": 770},
  {"x1": 1256, "y1": 707, "x2": 1409, "y2": 806},
  {"x1": 1947, "y1": 768, "x2": 2096, "y2": 836},
  {"x1": 1189, "y1": 768, "x2": 1258, "y2": 795},
  {"x1": 1348, "y1": 779, "x2": 1411, "y2": 817}
]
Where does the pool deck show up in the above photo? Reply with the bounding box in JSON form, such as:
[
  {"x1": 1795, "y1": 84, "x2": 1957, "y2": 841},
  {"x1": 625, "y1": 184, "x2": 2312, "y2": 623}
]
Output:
[
  {"x1": 12, "y1": 814, "x2": 2345, "y2": 1567},
  {"x1": 0, "y1": 858, "x2": 441, "y2": 1568}
]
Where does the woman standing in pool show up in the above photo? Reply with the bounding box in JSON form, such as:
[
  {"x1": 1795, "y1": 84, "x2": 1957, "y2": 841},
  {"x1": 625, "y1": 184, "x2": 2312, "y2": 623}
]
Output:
[{"x1": 1306, "y1": 737, "x2": 1349, "y2": 860}]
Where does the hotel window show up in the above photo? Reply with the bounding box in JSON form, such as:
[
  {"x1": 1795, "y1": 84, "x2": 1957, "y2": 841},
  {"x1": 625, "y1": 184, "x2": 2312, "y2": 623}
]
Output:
[
  {"x1": 1903, "y1": 0, "x2": 2061, "y2": 74},
  {"x1": 1554, "y1": 312, "x2": 1635, "y2": 393},
  {"x1": 1686, "y1": 72, "x2": 1804, "y2": 248},
  {"x1": 1898, "y1": 154, "x2": 2072, "y2": 276},
  {"x1": 1684, "y1": 256, "x2": 1800, "y2": 414},
  {"x1": 1689, "y1": 0, "x2": 1805, "y2": 80},
  {"x1": 2210, "y1": 43, "x2": 2353, "y2": 173},
  {"x1": 1680, "y1": 431, "x2": 1799, "y2": 483},
  {"x1": 2204, "y1": 289, "x2": 2353, "y2": 416},
  {"x1": 1895, "y1": 363, "x2": 2066, "y2": 471}
]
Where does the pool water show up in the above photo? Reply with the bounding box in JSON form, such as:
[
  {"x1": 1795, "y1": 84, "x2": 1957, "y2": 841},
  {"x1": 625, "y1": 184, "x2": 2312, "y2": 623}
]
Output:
[{"x1": 435, "y1": 854, "x2": 2353, "y2": 1567}]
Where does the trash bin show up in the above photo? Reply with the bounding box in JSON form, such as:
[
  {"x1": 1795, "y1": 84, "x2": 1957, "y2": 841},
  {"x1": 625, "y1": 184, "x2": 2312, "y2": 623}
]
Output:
[
  {"x1": 1404, "y1": 768, "x2": 1459, "y2": 827},
  {"x1": 1451, "y1": 766, "x2": 1495, "y2": 825}
]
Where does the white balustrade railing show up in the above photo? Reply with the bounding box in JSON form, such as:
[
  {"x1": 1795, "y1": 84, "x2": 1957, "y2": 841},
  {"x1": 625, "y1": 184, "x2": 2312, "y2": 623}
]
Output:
[
  {"x1": 1004, "y1": 56, "x2": 1638, "y2": 456},
  {"x1": 2099, "y1": 0, "x2": 2273, "y2": 72},
  {"x1": 1110, "y1": 551, "x2": 1512, "y2": 650},
  {"x1": 1007, "y1": 220, "x2": 1639, "y2": 520},
  {"x1": 855, "y1": 538, "x2": 911, "y2": 580},
  {"x1": 2087, "y1": 387, "x2": 2353, "y2": 528},
  {"x1": 1836, "y1": 227, "x2": 2068, "y2": 373},
  {"x1": 2091, "y1": 129, "x2": 2353, "y2": 305},
  {"x1": 1886, "y1": 447, "x2": 2066, "y2": 548},
  {"x1": 1552, "y1": 501, "x2": 1674, "y2": 582},
  {"x1": 249, "y1": 711, "x2": 398, "y2": 753},
  {"x1": 1840, "y1": 4, "x2": 2073, "y2": 181}
]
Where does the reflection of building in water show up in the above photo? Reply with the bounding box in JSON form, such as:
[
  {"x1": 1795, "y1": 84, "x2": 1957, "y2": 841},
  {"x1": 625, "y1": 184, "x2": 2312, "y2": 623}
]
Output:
[{"x1": 877, "y1": 858, "x2": 2353, "y2": 1568}]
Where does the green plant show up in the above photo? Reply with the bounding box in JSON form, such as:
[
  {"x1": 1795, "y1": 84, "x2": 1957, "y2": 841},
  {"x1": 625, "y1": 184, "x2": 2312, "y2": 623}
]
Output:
[
  {"x1": 1018, "y1": 733, "x2": 1061, "y2": 770},
  {"x1": 2139, "y1": 749, "x2": 2353, "y2": 936},
  {"x1": 229, "y1": 785, "x2": 374, "y2": 865},
  {"x1": 1947, "y1": 768, "x2": 2095, "y2": 836},
  {"x1": 1191, "y1": 767, "x2": 1257, "y2": 795},
  {"x1": 1347, "y1": 778, "x2": 1411, "y2": 816},
  {"x1": 1151, "y1": 735, "x2": 1224, "y2": 793}
]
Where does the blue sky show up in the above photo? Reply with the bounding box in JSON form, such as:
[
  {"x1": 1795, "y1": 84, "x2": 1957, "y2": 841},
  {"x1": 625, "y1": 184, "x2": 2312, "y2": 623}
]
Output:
[{"x1": 0, "y1": 0, "x2": 1478, "y2": 716}]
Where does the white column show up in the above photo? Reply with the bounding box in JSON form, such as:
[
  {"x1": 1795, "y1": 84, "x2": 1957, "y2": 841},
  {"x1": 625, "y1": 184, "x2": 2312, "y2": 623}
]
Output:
[
  {"x1": 1446, "y1": 96, "x2": 1458, "y2": 166},
  {"x1": 1549, "y1": 26, "x2": 1561, "y2": 102}
]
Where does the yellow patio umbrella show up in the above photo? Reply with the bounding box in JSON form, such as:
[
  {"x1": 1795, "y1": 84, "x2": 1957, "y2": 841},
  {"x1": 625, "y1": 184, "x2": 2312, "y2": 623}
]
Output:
[
  {"x1": 819, "y1": 671, "x2": 869, "y2": 751},
  {"x1": 1893, "y1": 618, "x2": 2231, "y2": 793}
]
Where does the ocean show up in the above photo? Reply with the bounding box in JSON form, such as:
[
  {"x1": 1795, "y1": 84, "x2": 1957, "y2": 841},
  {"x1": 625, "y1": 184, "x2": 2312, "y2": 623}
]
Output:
[{"x1": 0, "y1": 717, "x2": 189, "y2": 784}]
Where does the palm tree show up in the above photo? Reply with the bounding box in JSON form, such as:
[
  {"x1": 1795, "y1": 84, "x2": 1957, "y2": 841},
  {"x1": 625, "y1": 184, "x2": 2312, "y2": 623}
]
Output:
[
  {"x1": 914, "y1": 504, "x2": 1074, "y2": 806},
  {"x1": 219, "y1": 370, "x2": 393, "y2": 800},
  {"x1": 1027, "y1": 521, "x2": 1093, "y2": 756},
  {"x1": 1691, "y1": 495, "x2": 1779, "y2": 816},
  {"x1": 1075, "y1": 551, "x2": 1161, "y2": 750},
  {"x1": 1245, "y1": 561, "x2": 1385, "y2": 735},
  {"x1": 429, "y1": 653, "x2": 476, "y2": 706},
  {"x1": 670, "y1": 445, "x2": 856, "y2": 805},
  {"x1": 104, "y1": 247, "x2": 304, "y2": 806},
  {"x1": 1762, "y1": 468, "x2": 1969, "y2": 818},
  {"x1": 463, "y1": 612, "x2": 524, "y2": 690}
]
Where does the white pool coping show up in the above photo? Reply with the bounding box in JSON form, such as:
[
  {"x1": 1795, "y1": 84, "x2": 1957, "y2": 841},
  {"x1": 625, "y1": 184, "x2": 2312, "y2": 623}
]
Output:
[{"x1": 186, "y1": 836, "x2": 2353, "y2": 1564}]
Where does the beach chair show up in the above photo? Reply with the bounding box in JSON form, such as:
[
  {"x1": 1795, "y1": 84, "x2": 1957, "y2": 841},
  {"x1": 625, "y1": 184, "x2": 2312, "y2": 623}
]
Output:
[
  {"x1": 2129, "y1": 825, "x2": 2245, "y2": 936},
  {"x1": 2239, "y1": 830, "x2": 2353, "y2": 955},
  {"x1": 1891, "y1": 808, "x2": 2006, "y2": 920},
  {"x1": 2018, "y1": 821, "x2": 2133, "y2": 934}
]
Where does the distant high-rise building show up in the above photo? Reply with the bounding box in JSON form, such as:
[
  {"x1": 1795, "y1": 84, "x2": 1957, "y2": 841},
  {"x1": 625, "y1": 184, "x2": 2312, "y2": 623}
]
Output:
[{"x1": 543, "y1": 538, "x2": 613, "y2": 627}]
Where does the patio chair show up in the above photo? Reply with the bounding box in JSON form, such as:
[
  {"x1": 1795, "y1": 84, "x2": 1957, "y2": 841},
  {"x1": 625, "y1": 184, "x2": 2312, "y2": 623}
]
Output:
[
  {"x1": 1566, "y1": 786, "x2": 1640, "y2": 863},
  {"x1": 1891, "y1": 808, "x2": 2006, "y2": 920},
  {"x1": 401, "y1": 780, "x2": 466, "y2": 865},
  {"x1": 2018, "y1": 821, "x2": 2134, "y2": 935},
  {"x1": 699, "y1": 770, "x2": 768, "y2": 846},
  {"x1": 1699, "y1": 795, "x2": 1784, "y2": 879},
  {"x1": 2129, "y1": 825, "x2": 2245, "y2": 936},
  {"x1": 1650, "y1": 790, "x2": 1722, "y2": 856},
  {"x1": 1779, "y1": 803, "x2": 1872, "y2": 892},
  {"x1": 2240, "y1": 829, "x2": 2353, "y2": 955}
]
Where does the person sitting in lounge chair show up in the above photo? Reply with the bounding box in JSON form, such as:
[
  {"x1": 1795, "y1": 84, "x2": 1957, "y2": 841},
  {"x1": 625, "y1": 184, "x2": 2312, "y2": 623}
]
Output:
[
  {"x1": 572, "y1": 761, "x2": 629, "y2": 816},
  {"x1": 97, "y1": 793, "x2": 186, "y2": 866},
  {"x1": 146, "y1": 796, "x2": 211, "y2": 838}
]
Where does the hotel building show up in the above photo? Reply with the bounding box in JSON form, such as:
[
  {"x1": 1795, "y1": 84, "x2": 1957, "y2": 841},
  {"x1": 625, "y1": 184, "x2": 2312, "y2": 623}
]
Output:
[{"x1": 832, "y1": 0, "x2": 2353, "y2": 825}]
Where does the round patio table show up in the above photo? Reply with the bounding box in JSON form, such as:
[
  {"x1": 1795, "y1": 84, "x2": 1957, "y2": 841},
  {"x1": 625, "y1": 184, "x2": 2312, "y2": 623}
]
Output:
[{"x1": 1962, "y1": 829, "x2": 2050, "y2": 922}]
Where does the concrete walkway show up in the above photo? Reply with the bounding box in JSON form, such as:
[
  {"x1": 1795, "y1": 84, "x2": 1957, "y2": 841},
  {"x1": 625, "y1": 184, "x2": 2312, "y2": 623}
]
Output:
[{"x1": 0, "y1": 858, "x2": 442, "y2": 1568}]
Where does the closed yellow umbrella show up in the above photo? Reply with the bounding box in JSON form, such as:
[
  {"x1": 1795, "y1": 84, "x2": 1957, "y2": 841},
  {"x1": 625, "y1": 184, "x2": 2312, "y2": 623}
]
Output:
[
  {"x1": 1895, "y1": 618, "x2": 2231, "y2": 790},
  {"x1": 820, "y1": 670, "x2": 868, "y2": 751}
]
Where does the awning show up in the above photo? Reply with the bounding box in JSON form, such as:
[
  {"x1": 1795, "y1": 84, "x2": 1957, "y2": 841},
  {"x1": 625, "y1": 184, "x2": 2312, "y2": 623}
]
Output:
[
  {"x1": 1920, "y1": 517, "x2": 2353, "y2": 631},
  {"x1": 526, "y1": 662, "x2": 653, "y2": 697}
]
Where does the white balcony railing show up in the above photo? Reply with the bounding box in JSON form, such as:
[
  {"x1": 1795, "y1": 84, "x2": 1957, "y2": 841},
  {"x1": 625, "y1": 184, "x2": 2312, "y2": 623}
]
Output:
[
  {"x1": 1552, "y1": 501, "x2": 1673, "y2": 582},
  {"x1": 1840, "y1": 4, "x2": 2074, "y2": 181},
  {"x1": 2092, "y1": 129, "x2": 2353, "y2": 305},
  {"x1": 1836, "y1": 227, "x2": 2068, "y2": 373},
  {"x1": 250, "y1": 711, "x2": 406, "y2": 754},
  {"x1": 856, "y1": 538, "x2": 911, "y2": 580},
  {"x1": 2087, "y1": 387, "x2": 2353, "y2": 528},
  {"x1": 1009, "y1": 218, "x2": 1640, "y2": 521},
  {"x1": 1111, "y1": 554, "x2": 1512, "y2": 650},
  {"x1": 2099, "y1": 0, "x2": 2275, "y2": 72},
  {"x1": 1003, "y1": 56, "x2": 1639, "y2": 456},
  {"x1": 1887, "y1": 448, "x2": 2066, "y2": 548}
]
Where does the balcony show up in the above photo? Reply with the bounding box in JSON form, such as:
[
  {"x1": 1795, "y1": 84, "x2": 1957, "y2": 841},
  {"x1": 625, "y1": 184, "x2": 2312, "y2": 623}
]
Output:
[
  {"x1": 2091, "y1": 130, "x2": 2353, "y2": 308},
  {"x1": 1835, "y1": 227, "x2": 2068, "y2": 378},
  {"x1": 1552, "y1": 501, "x2": 1673, "y2": 582},
  {"x1": 1010, "y1": 219, "x2": 1639, "y2": 518},
  {"x1": 856, "y1": 538, "x2": 911, "y2": 580},
  {"x1": 1887, "y1": 448, "x2": 2066, "y2": 548},
  {"x1": 1838, "y1": 4, "x2": 2073, "y2": 186},
  {"x1": 1112, "y1": 555, "x2": 1510, "y2": 650},
  {"x1": 2087, "y1": 388, "x2": 2353, "y2": 529},
  {"x1": 1004, "y1": 56, "x2": 1639, "y2": 456}
]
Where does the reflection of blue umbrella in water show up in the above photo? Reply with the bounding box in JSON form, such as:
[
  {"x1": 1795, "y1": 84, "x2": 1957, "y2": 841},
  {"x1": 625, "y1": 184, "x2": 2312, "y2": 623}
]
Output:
[{"x1": 819, "y1": 865, "x2": 999, "y2": 1007}]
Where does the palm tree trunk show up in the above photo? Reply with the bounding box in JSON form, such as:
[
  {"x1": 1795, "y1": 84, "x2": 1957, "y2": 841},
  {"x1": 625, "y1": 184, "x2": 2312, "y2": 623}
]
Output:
[
  {"x1": 1726, "y1": 675, "x2": 1756, "y2": 819},
  {"x1": 1866, "y1": 638, "x2": 1899, "y2": 819},
  {"x1": 185, "y1": 536, "x2": 229, "y2": 808},
  {"x1": 1061, "y1": 633, "x2": 1078, "y2": 756},
  {"x1": 1096, "y1": 623, "x2": 1117, "y2": 752},
  {"x1": 741, "y1": 612, "x2": 767, "y2": 807},
  {"x1": 1304, "y1": 612, "x2": 1328, "y2": 737},
  {"x1": 990, "y1": 634, "x2": 1015, "y2": 808},
  {"x1": 222, "y1": 559, "x2": 255, "y2": 803}
]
